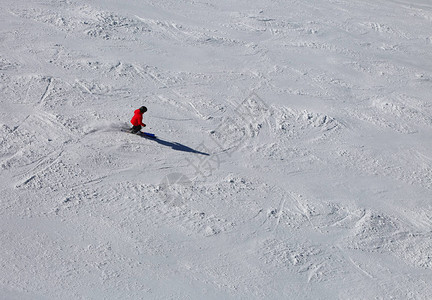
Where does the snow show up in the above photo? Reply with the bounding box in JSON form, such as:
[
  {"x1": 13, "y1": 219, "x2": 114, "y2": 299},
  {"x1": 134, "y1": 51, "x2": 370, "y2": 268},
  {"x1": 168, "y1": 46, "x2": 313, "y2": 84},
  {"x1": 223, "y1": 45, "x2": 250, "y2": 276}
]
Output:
[{"x1": 1, "y1": 0, "x2": 432, "y2": 298}]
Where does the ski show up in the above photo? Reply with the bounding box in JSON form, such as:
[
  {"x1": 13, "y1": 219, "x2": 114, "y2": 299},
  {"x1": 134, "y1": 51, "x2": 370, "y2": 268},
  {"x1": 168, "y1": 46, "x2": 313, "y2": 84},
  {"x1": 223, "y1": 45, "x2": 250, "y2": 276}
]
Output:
[
  {"x1": 140, "y1": 132, "x2": 156, "y2": 139},
  {"x1": 122, "y1": 129, "x2": 157, "y2": 139}
]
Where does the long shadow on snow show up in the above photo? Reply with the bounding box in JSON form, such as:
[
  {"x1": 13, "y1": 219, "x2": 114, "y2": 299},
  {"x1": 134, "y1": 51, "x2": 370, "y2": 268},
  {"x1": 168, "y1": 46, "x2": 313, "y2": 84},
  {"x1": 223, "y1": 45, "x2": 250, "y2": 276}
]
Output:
[{"x1": 143, "y1": 135, "x2": 209, "y2": 156}]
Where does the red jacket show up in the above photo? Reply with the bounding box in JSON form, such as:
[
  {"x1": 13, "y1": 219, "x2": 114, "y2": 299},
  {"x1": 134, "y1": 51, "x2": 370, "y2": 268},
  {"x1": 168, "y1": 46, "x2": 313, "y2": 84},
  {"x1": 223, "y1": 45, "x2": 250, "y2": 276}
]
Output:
[{"x1": 130, "y1": 109, "x2": 145, "y2": 126}]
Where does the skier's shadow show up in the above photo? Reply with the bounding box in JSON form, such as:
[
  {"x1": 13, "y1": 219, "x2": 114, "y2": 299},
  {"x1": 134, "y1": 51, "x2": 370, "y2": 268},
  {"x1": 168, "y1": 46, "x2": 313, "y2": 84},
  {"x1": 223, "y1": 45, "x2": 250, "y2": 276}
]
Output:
[{"x1": 147, "y1": 136, "x2": 209, "y2": 156}]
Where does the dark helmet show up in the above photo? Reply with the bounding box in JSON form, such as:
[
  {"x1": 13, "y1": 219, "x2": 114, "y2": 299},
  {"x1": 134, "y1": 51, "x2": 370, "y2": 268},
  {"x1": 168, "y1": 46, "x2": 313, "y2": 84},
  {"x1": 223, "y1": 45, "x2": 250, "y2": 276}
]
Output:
[{"x1": 139, "y1": 106, "x2": 147, "y2": 113}]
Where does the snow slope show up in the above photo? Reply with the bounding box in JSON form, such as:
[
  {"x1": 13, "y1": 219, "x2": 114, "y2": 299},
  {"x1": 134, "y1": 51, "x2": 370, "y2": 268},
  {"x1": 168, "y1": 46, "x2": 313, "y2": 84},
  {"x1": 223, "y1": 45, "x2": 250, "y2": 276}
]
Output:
[{"x1": 1, "y1": 0, "x2": 432, "y2": 298}]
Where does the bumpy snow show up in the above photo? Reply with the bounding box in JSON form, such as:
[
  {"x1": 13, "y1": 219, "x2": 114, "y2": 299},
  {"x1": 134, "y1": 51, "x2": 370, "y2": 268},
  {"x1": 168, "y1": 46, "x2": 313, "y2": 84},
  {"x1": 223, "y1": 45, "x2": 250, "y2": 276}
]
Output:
[{"x1": 1, "y1": 0, "x2": 432, "y2": 299}]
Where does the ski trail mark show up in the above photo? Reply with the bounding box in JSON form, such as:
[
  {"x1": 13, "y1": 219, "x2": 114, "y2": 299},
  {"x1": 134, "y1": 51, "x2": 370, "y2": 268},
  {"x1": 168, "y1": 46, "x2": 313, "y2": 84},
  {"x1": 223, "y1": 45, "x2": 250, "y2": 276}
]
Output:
[
  {"x1": 39, "y1": 77, "x2": 53, "y2": 107},
  {"x1": 75, "y1": 79, "x2": 93, "y2": 95},
  {"x1": 348, "y1": 257, "x2": 374, "y2": 279},
  {"x1": 16, "y1": 150, "x2": 64, "y2": 188},
  {"x1": 188, "y1": 102, "x2": 207, "y2": 119},
  {"x1": 273, "y1": 197, "x2": 286, "y2": 231},
  {"x1": 288, "y1": 192, "x2": 322, "y2": 233},
  {"x1": 307, "y1": 263, "x2": 324, "y2": 283},
  {"x1": 10, "y1": 77, "x2": 53, "y2": 134}
]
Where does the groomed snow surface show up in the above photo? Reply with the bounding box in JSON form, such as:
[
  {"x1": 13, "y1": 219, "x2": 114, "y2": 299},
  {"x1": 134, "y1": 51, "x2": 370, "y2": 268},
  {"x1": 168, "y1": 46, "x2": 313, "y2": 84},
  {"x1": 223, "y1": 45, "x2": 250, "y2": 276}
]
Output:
[{"x1": 1, "y1": 0, "x2": 432, "y2": 299}]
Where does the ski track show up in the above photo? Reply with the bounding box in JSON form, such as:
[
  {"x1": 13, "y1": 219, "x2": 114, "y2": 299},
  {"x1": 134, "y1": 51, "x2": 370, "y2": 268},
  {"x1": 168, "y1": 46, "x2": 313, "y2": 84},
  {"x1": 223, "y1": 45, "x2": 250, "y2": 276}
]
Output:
[{"x1": 1, "y1": 0, "x2": 432, "y2": 299}]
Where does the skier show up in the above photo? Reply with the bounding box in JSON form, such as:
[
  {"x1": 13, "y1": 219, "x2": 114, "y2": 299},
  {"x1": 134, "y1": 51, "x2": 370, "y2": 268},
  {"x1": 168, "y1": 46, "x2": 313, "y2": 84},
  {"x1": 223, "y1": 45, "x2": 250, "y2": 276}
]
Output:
[{"x1": 130, "y1": 106, "x2": 147, "y2": 133}]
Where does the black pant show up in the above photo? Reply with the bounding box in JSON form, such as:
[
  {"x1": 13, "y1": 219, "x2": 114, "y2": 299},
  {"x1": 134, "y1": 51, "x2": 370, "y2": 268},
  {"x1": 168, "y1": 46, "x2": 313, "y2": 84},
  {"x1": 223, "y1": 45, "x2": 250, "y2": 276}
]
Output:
[{"x1": 130, "y1": 125, "x2": 141, "y2": 133}]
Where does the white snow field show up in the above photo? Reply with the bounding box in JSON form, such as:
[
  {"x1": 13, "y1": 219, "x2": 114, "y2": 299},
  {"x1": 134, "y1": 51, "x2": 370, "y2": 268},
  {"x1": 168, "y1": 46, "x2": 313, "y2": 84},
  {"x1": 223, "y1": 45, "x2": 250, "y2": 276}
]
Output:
[{"x1": 1, "y1": 0, "x2": 432, "y2": 298}]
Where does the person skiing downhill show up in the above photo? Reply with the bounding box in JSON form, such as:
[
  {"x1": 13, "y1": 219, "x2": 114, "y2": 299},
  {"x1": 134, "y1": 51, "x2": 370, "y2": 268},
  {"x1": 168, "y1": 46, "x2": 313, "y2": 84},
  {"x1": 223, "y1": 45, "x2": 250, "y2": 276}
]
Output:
[{"x1": 130, "y1": 106, "x2": 147, "y2": 133}]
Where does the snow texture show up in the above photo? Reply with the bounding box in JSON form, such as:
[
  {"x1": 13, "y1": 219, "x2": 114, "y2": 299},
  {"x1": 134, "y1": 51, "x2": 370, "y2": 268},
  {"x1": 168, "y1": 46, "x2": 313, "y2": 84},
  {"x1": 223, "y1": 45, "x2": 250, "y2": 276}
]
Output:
[{"x1": 1, "y1": 0, "x2": 432, "y2": 299}]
